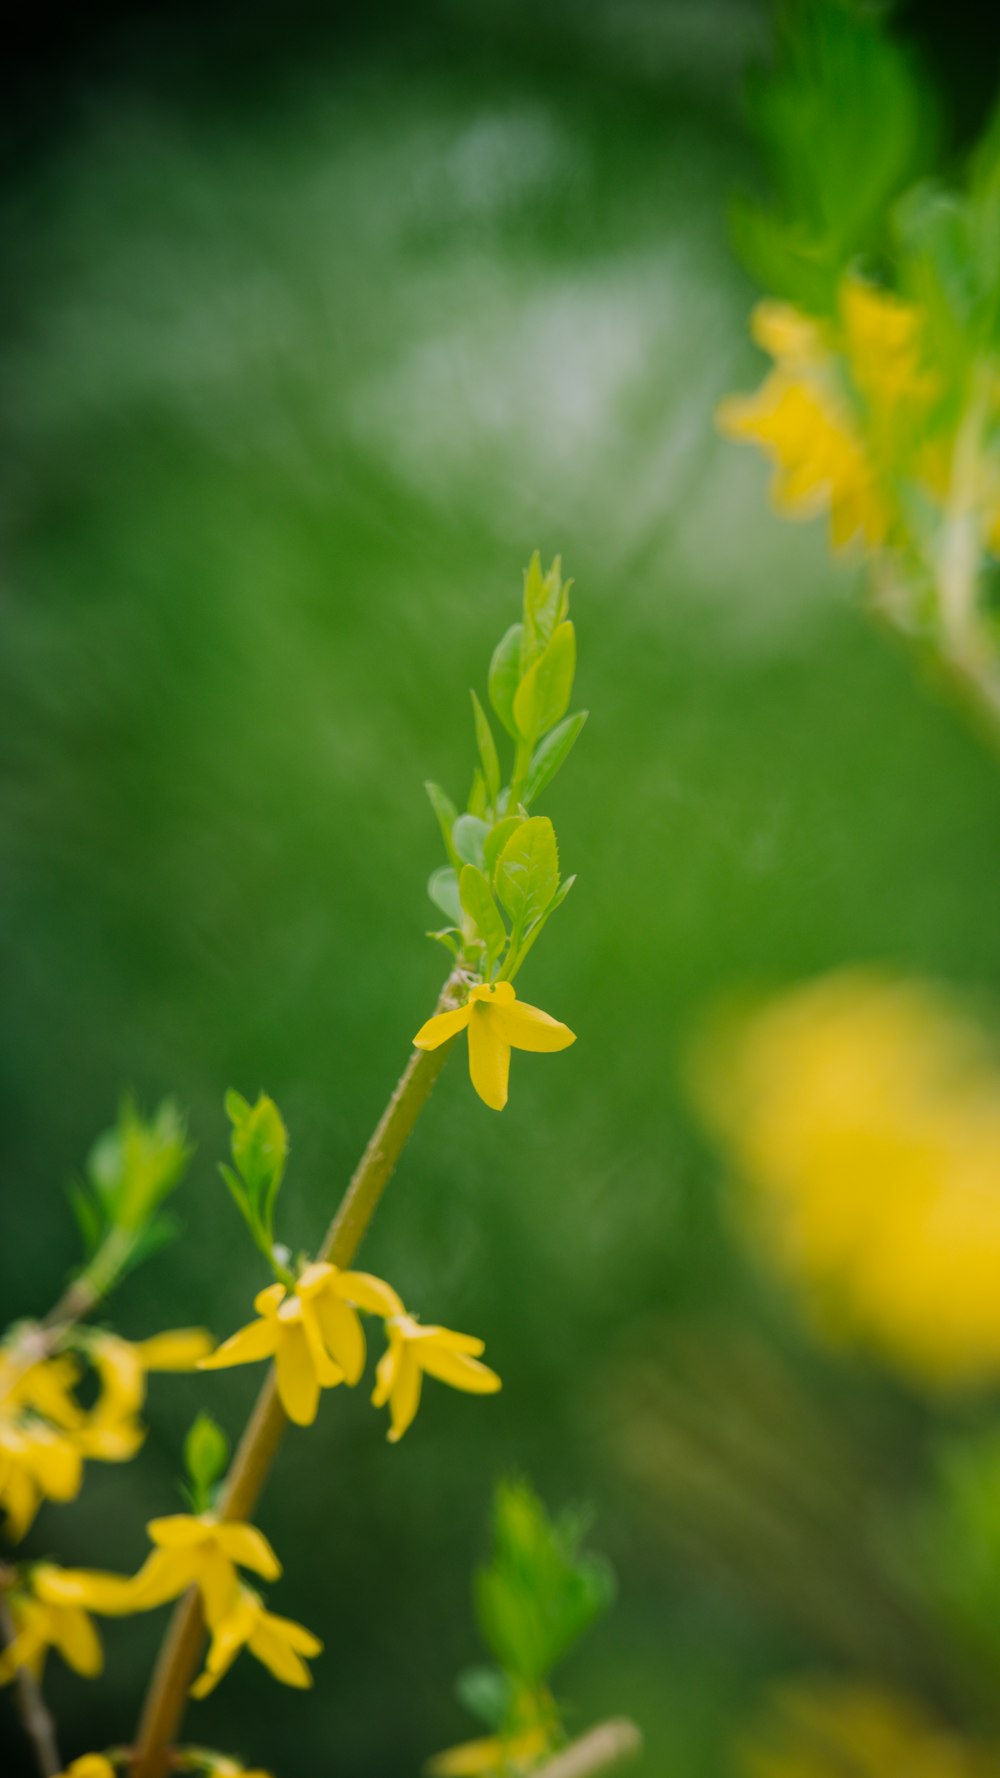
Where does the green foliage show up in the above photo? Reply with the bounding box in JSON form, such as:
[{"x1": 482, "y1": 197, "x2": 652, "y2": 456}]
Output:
[
  {"x1": 221, "y1": 1090, "x2": 290, "y2": 1274},
  {"x1": 473, "y1": 1477, "x2": 615, "y2": 1692},
  {"x1": 183, "y1": 1412, "x2": 230, "y2": 1513},
  {"x1": 523, "y1": 712, "x2": 589, "y2": 807},
  {"x1": 460, "y1": 865, "x2": 506, "y2": 974},
  {"x1": 423, "y1": 555, "x2": 583, "y2": 986},
  {"x1": 911, "y1": 1429, "x2": 1000, "y2": 1675},
  {"x1": 68, "y1": 1098, "x2": 192, "y2": 1293},
  {"x1": 734, "y1": 0, "x2": 933, "y2": 310}
]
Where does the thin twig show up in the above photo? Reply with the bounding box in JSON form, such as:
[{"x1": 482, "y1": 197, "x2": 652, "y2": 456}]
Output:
[
  {"x1": 129, "y1": 971, "x2": 465, "y2": 1778},
  {"x1": 533, "y1": 1720, "x2": 643, "y2": 1778},
  {"x1": 0, "y1": 1594, "x2": 62, "y2": 1777}
]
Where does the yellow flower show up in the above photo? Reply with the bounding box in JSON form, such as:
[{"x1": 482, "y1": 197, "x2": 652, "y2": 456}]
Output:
[
  {"x1": 58, "y1": 1759, "x2": 118, "y2": 1778},
  {"x1": 77, "y1": 1328, "x2": 214, "y2": 1463},
  {"x1": 120, "y1": 1513, "x2": 281, "y2": 1626},
  {"x1": 413, "y1": 981, "x2": 575, "y2": 1111},
  {"x1": 741, "y1": 1679, "x2": 997, "y2": 1778},
  {"x1": 694, "y1": 970, "x2": 1000, "y2": 1388},
  {"x1": 372, "y1": 1311, "x2": 501, "y2": 1443},
  {"x1": 0, "y1": 1418, "x2": 83, "y2": 1541},
  {"x1": 425, "y1": 1726, "x2": 550, "y2": 1777},
  {"x1": 189, "y1": 1582, "x2": 322, "y2": 1698},
  {"x1": 0, "y1": 1349, "x2": 86, "y2": 1430},
  {"x1": 0, "y1": 1565, "x2": 127, "y2": 1684},
  {"x1": 718, "y1": 276, "x2": 932, "y2": 554},
  {"x1": 201, "y1": 1264, "x2": 399, "y2": 1427}
]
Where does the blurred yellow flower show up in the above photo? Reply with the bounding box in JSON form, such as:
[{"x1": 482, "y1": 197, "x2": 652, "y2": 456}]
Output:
[
  {"x1": 57, "y1": 1759, "x2": 117, "y2": 1778},
  {"x1": 425, "y1": 1726, "x2": 550, "y2": 1777},
  {"x1": 0, "y1": 1565, "x2": 128, "y2": 1684},
  {"x1": 201, "y1": 1264, "x2": 399, "y2": 1426},
  {"x1": 372, "y1": 1312, "x2": 501, "y2": 1443},
  {"x1": 0, "y1": 1419, "x2": 83, "y2": 1541},
  {"x1": 718, "y1": 276, "x2": 932, "y2": 553},
  {"x1": 190, "y1": 1582, "x2": 322, "y2": 1698},
  {"x1": 696, "y1": 970, "x2": 1000, "y2": 1387},
  {"x1": 121, "y1": 1513, "x2": 280, "y2": 1626},
  {"x1": 741, "y1": 1679, "x2": 997, "y2": 1778},
  {"x1": 414, "y1": 980, "x2": 575, "y2": 1111},
  {"x1": 77, "y1": 1328, "x2": 213, "y2": 1463}
]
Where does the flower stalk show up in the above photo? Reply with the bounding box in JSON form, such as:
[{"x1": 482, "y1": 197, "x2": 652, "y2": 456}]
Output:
[{"x1": 129, "y1": 970, "x2": 465, "y2": 1778}]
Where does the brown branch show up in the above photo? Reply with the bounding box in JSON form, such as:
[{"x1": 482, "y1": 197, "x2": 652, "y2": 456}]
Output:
[
  {"x1": 0, "y1": 1595, "x2": 62, "y2": 1778},
  {"x1": 533, "y1": 1721, "x2": 643, "y2": 1778}
]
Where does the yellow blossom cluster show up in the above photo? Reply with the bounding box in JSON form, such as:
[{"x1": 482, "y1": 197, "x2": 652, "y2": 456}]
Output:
[
  {"x1": 695, "y1": 970, "x2": 1000, "y2": 1388},
  {"x1": 1, "y1": 1512, "x2": 319, "y2": 1702},
  {"x1": 718, "y1": 275, "x2": 937, "y2": 553},
  {"x1": 201, "y1": 1260, "x2": 501, "y2": 1440},
  {"x1": 0, "y1": 1328, "x2": 211, "y2": 1541}
]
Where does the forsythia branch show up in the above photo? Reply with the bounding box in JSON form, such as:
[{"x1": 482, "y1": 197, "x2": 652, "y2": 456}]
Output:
[{"x1": 129, "y1": 970, "x2": 467, "y2": 1778}]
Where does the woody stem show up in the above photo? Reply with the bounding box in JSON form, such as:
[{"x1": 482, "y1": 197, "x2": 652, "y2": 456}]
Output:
[{"x1": 129, "y1": 971, "x2": 464, "y2": 1778}]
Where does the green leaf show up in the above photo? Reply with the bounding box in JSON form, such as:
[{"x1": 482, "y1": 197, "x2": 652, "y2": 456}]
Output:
[
  {"x1": 86, "y1": 1098, "x2": 191, "y2": 1232},
  {"x1": 506, "y1": 875, "x2": 576, "y2": 979},
  {"x1": 227, "y1": 1092, "x2": 288, "y2": 1229},
  {"x1": 488, "y1": 623, "x2": 524, "y2": 738},
  {"x1": 495, "y1": 818, "x2": 559, "y2": 931},
  {"x1": 428, "y1": 866, "x2": 463, "y2": 925},
  {"x1": 474, "y1": 1478, "x2": 615, "y2": 1686},
  {"x1": 427, "y1": 927, "x2": 461, "y2": 957},
  {"x1": 483, "y1": 815, "x2": 523, "y2": 881},
  {"x1": 470, "y1": 691, "x2": 501, "y2": 805},
  {"x1": 523, "y1": 711, "x2": 588, "y2": 805},
  {"x1": 513, "y1": 623, "x2": 575, "y2": 742},
  {"x1": 455, "y1": 1666, "x2": 513, "y2": 1732},
  {"x1": 468, "y1": 768, "x2": 489, "y2": 820},
  {"x1": 67, "y1": 1179, "x2": 105, "y2": 1258},
  {"x1": 459, "y1": 865, "x2": 507, "y2": 972},
  {"x1": 425, "y1": 781, "x2": 459, "y2": 865},
  {"x1": 453, "y1": 813, "x2": 490, "y2": 869},
  {"x1": 184, "y1": 1412, "x2": 230, "y2": 1500},
  {"x1": 522, "y1": 551, "x2": 571, "y2": 665}
]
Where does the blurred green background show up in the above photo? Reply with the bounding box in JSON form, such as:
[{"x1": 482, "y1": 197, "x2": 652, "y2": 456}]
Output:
[{"x1": 5, "y1": 2, "x2": 1000, "y2": 1773}]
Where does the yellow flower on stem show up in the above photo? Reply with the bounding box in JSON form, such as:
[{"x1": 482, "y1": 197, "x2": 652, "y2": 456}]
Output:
[
  {"x1": 0, "y1": 1419, "x2": 83, "y2": 1541},
  {"x1": 425, "y1": 1725, "x2": 551, "y2": 1777},
  {"x1": 76, "y1": 1329, "x2": 213, "y2": 1464},
  {"x1": 200, "y1": 1264, "x2": 399, "y2": 1427},
  {"x1": 57, "y1": 1759, "x2": 118, "y2": 1778},
  {"x1": 189, "y1": 1582, "x2": 322, "y2": 1698},
  {"x1": 372, "y1": 1312, "x2": 501, "y2": 1443},
  {"x1": 0, "y1": 1565, "x2": 128, "y2": 1684},
  {"x1": 413, "y1": 981, "x2": 575, "y2": 1111},
  {"x1": 120, "y1": 1514, "x2": 281, "y2": 1626}
]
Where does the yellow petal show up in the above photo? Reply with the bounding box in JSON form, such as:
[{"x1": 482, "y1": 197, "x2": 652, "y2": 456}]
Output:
[
  {"x1": 133, "y1": 1328, "x2": 214, "y2": 1370},
  {"x1": 493, "y1": 998, "x2": 575, "y2": 1053},
  {"x1": 213, "y1": 1522, "x2": 281, "y2": 1581},
  {"x1": 311, "y1": 1292, "x2": 365, "y2": 1385},
  {"x1": 253, "y1": 1283, "x2": 287, "y2": 1318},
  {"x1": 200, "y1": 1318, "x2": 279, "y2": 1370},
  {"x1": 300, "y1": 1303, "x2": 345, "y2": 1389},
  {"x1": 296, "y1": 1262, "x2": 335, "y2": 1297},
  {"x1": 24, "y1": 1426, "x2": 83, "y2": 1500},
  {"x1": 147, "y1": 1514, "x2": 209, "y2": 1548},
  {"x1": 387, "y1": 1348, "x2": 423, "y2": 1443},
  {"x1": 467, "y1": 1008, "x2": 510, "y2": 1111},
  {"x1": 274, "y1": 1325, "x2": 321, "y2": 1426},
  {"x1": 371, "y1": 1338, "x2": 401, "y2": 1409},
  {"x1": 122, "y1": 1548, "x2": 198, "y2": 1611},
  {"x1": 336, "y1": 1270, "x2": 405, "y2": 1319},
  {"x1": 190, "y1": 1587, "x2": 258, "y2": 1697},
  {"x1": 64, "y1": 1759, "x2": 118, "y2": 1778},
  {"x1": 248, "y1": 1616, "x2": 318, "y2": 1688},
  {"x1": 412, "y1": 1003, "x2": 472, "y2": 1050},
  {"x1": 418, "y1": 1344, "x2": 502, "y2": 1395},
  {"x1": 51, "y1": 1604, "x2": 103, "y2": 1677}
]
